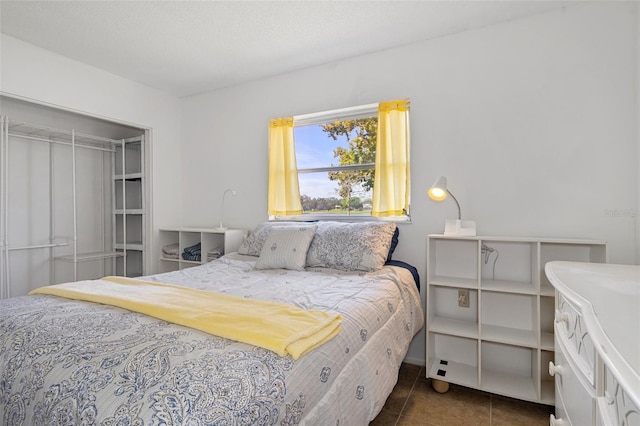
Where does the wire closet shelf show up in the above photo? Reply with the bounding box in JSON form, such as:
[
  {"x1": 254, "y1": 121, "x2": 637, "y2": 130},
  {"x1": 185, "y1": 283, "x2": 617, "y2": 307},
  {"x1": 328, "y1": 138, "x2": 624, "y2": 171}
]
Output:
[{"x1": 0, "y1": 116, "x2": 133, "y2": 298}]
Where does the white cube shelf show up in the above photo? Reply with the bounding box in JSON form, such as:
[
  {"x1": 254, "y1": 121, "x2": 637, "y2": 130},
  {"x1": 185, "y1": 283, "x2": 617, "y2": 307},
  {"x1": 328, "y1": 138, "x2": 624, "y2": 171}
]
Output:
[
  {"x1": 426, "y1": 235, "x2": 607, "y2": 405},
  {"x1": 158, "y1": 228, "x2": 247, "y2": 272}
]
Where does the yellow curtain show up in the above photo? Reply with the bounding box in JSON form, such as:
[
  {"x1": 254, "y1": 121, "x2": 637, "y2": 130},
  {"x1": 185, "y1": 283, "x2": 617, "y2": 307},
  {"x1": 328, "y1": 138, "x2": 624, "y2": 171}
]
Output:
[
  {"x1": 268, "y1": 117, "x2": 303, "y2": 216},
  {"x1": 372, "y1": 99, "x2": 411, "y2": 217}
]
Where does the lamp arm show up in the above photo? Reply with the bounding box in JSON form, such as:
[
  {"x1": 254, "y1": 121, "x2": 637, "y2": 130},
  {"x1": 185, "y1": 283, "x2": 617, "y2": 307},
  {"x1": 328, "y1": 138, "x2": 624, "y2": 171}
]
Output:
[
  {"x1": 219, "y1": 193, "x2": 226, "y2": 229},
  {"x1": 447, "y1": 189, "x2": 462, "y2": 220},
  {"x1": 219, "y1": 189, "x2": 237, "y2": 229}
]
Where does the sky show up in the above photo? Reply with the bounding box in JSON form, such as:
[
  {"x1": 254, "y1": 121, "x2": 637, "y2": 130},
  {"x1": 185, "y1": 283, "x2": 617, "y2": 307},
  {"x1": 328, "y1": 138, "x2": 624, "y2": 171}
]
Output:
[
  {"x1": 294, "y1": 125, "x2": 340, "y2": 169},
  {"x1": 294, "y1": 124, "x2": 371, "y2": 200}
]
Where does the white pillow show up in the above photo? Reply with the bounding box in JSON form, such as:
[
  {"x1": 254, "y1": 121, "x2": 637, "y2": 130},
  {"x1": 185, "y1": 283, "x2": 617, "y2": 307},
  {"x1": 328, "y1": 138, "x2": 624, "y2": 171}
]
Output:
[
  {"x1": 255, "y1": 225, "x2": 317, "y2": 271},
  {"x1": 306, "y1": 222, "x2": 396, "y2": 272},
  {"x1": 238, "y1": 222, "x2": 302, "y2": 256}
]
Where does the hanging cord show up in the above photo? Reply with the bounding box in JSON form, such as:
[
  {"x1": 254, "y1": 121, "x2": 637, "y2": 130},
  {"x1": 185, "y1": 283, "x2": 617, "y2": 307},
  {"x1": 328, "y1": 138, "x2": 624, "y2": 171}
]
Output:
[{"x1": 481, "y1": 243, "x2": 499, "y2": 280}]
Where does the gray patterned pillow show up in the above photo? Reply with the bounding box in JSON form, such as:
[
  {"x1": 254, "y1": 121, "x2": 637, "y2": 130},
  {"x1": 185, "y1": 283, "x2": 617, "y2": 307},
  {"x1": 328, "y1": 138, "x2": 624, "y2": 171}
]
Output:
[
  {"x1": 255, "y1": 226, "x2": 317, "y2": 271},
  {"x1": 306, "y1": 222, "x2": 397, "y2": 272},
  {"x1": 238, "y1": 222, "x2": 301, "y2": 256}
]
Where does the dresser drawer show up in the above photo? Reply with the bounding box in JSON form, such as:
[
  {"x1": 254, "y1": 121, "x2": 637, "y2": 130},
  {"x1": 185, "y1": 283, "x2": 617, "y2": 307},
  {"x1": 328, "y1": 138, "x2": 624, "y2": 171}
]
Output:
[
  {"x1": 555, "y1": 292, "x2": 597, "y2": 386},
  {"x1": 596, "y1": 364, "x2": 640, "y2": 426},
  {"x1": 553, "y1": 335, "x2": 595, "y2": 426}
]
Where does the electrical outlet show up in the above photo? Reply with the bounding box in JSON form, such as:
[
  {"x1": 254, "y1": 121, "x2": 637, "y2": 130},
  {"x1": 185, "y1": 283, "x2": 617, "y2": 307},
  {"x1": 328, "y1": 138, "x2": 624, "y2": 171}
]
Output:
[{"x1": 458, "y1": 290, "x2": 470, "y2": 308}]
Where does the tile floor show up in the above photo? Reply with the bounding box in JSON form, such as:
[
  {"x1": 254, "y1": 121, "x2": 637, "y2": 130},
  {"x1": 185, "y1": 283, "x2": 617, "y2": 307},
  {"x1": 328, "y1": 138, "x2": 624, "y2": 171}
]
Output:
[{"x1": 370, "y1": 363, "x2": 555, "y2": 425}]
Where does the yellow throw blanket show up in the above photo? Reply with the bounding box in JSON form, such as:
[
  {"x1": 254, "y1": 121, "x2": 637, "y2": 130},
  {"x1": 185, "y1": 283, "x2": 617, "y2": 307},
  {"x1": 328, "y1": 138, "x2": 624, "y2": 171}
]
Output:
[{"x1": 29, "y1": 276, "x2": 341, "y2": 359}]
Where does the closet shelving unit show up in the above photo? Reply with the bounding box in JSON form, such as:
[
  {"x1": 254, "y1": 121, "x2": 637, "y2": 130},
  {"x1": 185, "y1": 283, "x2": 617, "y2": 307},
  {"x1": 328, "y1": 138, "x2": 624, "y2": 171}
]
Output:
[
  {"x1": 0, "y1": 116, "x2": 144, "y2": 298},
  {"x1": 113, "y1": 135, "x2": 145, "y2": 277}
]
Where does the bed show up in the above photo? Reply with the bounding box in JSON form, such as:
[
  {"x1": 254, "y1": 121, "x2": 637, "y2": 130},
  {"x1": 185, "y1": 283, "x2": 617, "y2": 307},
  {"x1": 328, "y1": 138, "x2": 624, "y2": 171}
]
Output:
[{"x1": 0, "y1": 221, "x2": 423, "y2": 425}]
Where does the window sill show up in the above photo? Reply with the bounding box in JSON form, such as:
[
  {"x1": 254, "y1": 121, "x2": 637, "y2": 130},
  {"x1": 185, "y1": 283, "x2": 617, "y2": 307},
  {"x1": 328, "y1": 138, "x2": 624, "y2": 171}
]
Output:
[{"x1": 270, "y1": 214, "x2": 411, "y2": 223}]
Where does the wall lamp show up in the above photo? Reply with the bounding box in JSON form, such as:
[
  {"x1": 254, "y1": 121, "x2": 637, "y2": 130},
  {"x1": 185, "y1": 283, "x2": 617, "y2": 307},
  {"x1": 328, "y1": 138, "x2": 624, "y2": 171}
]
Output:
[{"x1": 428, "y1": 176, "x2": 476, "y2": 236}]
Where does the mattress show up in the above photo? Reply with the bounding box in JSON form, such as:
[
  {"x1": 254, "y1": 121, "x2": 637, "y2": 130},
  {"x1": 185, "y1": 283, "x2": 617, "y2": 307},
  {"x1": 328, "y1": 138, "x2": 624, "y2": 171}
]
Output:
[{"x1": 0, "y1": 253, "x2": 423, "y2": 425}]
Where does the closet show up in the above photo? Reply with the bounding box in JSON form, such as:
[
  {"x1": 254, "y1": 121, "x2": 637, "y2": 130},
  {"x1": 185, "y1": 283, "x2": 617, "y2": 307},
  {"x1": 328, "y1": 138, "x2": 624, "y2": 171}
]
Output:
[{"x1": 0, "y1": 97, "x2": 148, "y2": 298}]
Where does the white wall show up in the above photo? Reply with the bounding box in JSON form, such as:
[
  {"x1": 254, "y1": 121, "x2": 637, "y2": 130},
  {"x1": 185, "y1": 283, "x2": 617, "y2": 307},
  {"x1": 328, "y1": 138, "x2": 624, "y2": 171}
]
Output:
[
  {"x1": 637, "y1": 2, "x2": 640, "y2": 266},
  {"x1": 0, "y1": 34, "x2": 183, "y2": 272},
  {"x1": 181, "y1": 2, "x2": 639, "y2": 364}
]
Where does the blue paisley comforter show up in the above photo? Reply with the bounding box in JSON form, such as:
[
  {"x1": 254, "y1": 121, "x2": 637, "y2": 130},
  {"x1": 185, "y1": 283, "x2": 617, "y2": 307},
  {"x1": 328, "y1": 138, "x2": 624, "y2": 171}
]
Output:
[{"x1": 0, "y1": 254, "x2": 423, "y2": 425}]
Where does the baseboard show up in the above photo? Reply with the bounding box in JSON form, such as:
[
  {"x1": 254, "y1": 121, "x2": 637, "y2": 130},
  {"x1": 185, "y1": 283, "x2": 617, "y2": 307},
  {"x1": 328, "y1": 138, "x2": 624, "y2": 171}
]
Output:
[{"x1": 403, "y1": 355, "x2": 425, "y2": 367}]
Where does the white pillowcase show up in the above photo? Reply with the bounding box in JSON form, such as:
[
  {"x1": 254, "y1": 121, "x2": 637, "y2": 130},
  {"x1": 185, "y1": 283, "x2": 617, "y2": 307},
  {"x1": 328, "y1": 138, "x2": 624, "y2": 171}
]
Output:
[
  {"x1": 238, "y1": 222, "x2": 302, "y2": 256},
  {"x1": 306, "y1": 222, "x2": 396, "y2": 272},
  {"x1": 255, "y1": 225, "x2": 317, "y2": 271}
]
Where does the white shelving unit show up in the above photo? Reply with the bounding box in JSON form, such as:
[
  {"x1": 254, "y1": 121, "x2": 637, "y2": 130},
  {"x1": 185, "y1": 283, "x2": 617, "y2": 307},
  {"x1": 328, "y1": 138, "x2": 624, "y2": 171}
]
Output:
[
  {"x1": 113, "y1": 136, "x2": 145, "y2": 277},
  {"x1": 158, "y1": 228, "x2": 247, "y2": 272},
  {"x1": 425, "y1": 235, "x2": 607, "y2": 405},
  {"x1": 0, "y1": 116, "x2": 146, "y2": 298}
]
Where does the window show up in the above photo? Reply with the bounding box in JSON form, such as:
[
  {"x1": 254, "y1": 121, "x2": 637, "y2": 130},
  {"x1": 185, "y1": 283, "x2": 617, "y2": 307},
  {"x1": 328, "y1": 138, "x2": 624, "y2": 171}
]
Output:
[
  {"x1": 295, "y1": 104, "x2": 378, "y2": 217},
  {"x1": 268, "y1": 100, "x2": 410, "y2": 221}
]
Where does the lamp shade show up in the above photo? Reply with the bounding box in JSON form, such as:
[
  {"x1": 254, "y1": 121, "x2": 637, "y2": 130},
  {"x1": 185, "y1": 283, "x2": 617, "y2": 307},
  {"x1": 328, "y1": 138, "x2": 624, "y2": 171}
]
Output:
[
  {"x1": 428, "y1": 176, "x2": 448, "y2": 201},
  {"x1": 427, "y1": 175, "x2": 462, "y2": 221}
]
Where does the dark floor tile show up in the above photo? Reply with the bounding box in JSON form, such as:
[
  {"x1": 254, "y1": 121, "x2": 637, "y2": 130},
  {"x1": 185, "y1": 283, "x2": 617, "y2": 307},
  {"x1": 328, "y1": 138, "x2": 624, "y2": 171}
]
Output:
[
  {"x1": 400, "y1": 383, "x2": 490, "y2": 425},
  {"x1": 372, "y1": 364, "x2": 552, "y2": 426},
  {"x1": 396, "y1": 413, "x2": 433, "y2": 425},
  {"x1": 383, "y1": 380, "x2": 414, "y2": 414},
  {"x1": 369, "y1": 408, "x2": 400, "y2": 426},
  {"x1": 411, "y1": 374, "x2": 433, "y2": 395},
  {"x1": 397, "y1": 362, "x2": 422, "y2": 385}
]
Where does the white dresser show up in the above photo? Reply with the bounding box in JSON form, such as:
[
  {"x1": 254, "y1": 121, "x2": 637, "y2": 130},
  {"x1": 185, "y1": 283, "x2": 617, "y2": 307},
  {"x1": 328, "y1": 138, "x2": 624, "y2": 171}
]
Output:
[{"x1": 545, "y1": 261, "x2": 640, "y2": 426}]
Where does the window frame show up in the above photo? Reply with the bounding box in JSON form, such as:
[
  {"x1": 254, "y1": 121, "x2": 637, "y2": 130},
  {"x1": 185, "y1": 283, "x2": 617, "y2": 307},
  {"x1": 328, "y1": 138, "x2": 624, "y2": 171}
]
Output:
[{"x1": 271, "y1": 103, "x2": 410, "y2": 223}]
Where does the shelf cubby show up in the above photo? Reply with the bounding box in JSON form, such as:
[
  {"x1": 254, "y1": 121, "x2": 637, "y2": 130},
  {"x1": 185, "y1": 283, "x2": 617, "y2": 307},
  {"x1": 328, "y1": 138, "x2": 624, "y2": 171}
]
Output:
[
  {"x1": 481, "y1": 342, "x2": 537, "y2": 401},
  {"x1": 539, "y1": 350, "x2": 555, "y2": 404},
  {"x1": 480, "y1": 240, "x2": 536, "y2": 293},
  {"x1": 116, "y1": 249, "x2": 143, "y2": 277},
  {"x1": 114, "y1": 140, "x2": 143, "y2": 175},
  {"x1": 428, "y1": 333, "x2": 479, "y2": 388},
  {"x1": 539, "y1": 296, "x2": 555, "y2": 350},
  {"x1": 115, "y1": 214, "x2": 143, "y2": 248},
  {"x1": 481, "y1": 291, "x2": 536, "y2": 347},
  {"x1": 539, "y1": 242, "x2": 607, "y2": 295},
  {"x1": 114, "y1": 178, "x2": 143, "y2": 210},
  {"x1": 429, "y1": 286, "x2": 478, "y2": 338},
  {"x1": 428, "y1": 237, "x2": 478, "y2": 285}
]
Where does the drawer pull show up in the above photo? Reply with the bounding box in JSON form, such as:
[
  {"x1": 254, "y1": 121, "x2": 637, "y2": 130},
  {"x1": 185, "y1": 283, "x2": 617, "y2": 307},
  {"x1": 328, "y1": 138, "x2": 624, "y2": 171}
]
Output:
[
  {"x1": 555, "y1": 309, "x2": 569, "y2": 324},
  {"x1": 549, "y1": 361, "x2": 564, "y2": 377},
  {"x1": 550, "y1": 414, "x2": 568, "y2": 426}
]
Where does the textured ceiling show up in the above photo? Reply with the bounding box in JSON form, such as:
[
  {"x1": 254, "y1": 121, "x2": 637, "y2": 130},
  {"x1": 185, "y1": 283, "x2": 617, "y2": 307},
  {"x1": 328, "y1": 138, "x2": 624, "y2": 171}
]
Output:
[{"x1": 0, "y1": 1, "x2": 575, "y2": 97}]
